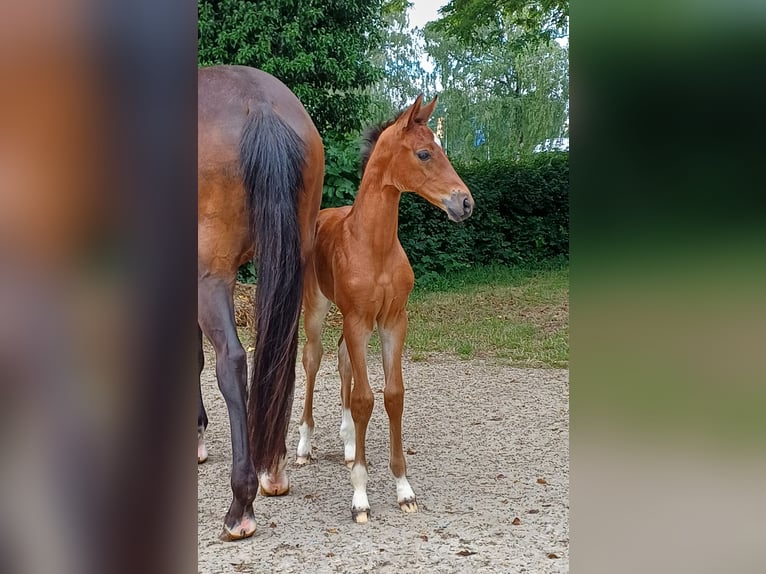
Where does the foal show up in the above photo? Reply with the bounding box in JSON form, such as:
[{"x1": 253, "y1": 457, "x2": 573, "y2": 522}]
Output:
[{"x1": 297, "y1": 95, "x2": 474, "y2": 522}]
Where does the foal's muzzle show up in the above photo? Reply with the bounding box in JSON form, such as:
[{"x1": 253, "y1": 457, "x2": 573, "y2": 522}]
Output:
[{"x1": 444, "y1": 191, "x2": 474, "y2": 222}]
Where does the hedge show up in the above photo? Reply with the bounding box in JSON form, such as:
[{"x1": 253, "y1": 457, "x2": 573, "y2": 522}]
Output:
[
  {"x1": 397, "y1": 151, "x2": 569, "y2": 285},
  {"x1": 237, "y1": 151, "x2": 568, "y2": 284}
]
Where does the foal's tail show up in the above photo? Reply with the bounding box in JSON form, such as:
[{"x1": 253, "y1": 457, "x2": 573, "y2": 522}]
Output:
[{"x1": 240, "y1": 107, "x2": 305, "y2": 474}]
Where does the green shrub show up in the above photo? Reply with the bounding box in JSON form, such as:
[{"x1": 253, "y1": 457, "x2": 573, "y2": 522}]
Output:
[
  {"x1": 240, "y1": 151, "x2": 568, "y2": 285},
  {"x1": 322, "y1": 135, "x2": 360, "y2": 208},
  {"x1": 398, "y1": 152, "x2": 569, "y2": 285}
]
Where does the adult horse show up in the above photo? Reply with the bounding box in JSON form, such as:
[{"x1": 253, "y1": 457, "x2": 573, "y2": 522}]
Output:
[
  {"x1": 197, "y1": 65, "x2": 324, "y2": 540},
  {"x1": 296, "y1": 95, "x2": 474, "y2": 522}
]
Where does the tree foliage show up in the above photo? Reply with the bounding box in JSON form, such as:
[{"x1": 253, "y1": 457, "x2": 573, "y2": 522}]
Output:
[
  {"x1": 433, "y1": 0, "x2": 568, "y2": 46},
  {"x1": 366, "y1": 0, "x2": 429, "y2": 123},
  {"x1": 198, "y1": 0, "x2": 385, "y2": 138},
  {"x1": 423, "y1": 20, "x2": 568, "y2": 160}
]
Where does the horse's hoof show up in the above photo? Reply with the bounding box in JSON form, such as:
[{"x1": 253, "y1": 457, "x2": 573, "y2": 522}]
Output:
[
  {"x1": 197, "y1": 432, "x2": 208, "y2": 464},
  {"x1": 219, "y1": 516, "x2": 256, "y2": 541},
  {"x1": 259, "y1": 483, "x2": 290, "y2": 497},
  {"x1": 258, "y1": 474, "x2": 290, "y2": 496},
  {"x1": 351, "y1": 508, "x2": 369, "y2": 524},
  {"x1": 258, "y1": 466, "x2": 290, "y2": 496},
  {"x1": 344, "y1": 459, "x2": 354, "y2": 469},
  {"x1": 295, "y1": 455, "x2": 311, "y2": 466},
  {"x1": 399, "y1": 498, "x2": 418, "y2": 513}
]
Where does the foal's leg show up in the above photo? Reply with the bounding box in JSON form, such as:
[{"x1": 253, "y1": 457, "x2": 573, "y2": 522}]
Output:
[
  {"x1": 338, "y1": 336, "x2": 355, "y2": 468},
  {"x1": 197, "y1": 325, "x2": 209, "y2": 463},
  {"x1": 296, "y1": 285, "x2": 332, "y2": 464},
  {"x1": 379, "y1": 312, "x2": 418, "y2": 513},
  {"x1": 198, "y1": 278, "x2": 258, "y2": 540},
  {"x1": 343, "y1": 317, "x2": 374, "y2": 523}
]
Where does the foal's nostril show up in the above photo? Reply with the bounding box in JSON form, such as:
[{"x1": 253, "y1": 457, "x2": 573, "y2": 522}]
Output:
[{"x1": 463, "y1": 196, "x2": 471, "y2": 212}]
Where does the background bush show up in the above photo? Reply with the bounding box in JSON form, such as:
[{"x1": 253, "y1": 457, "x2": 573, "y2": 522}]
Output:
[
  {"x1": 398, "y1": 151, "x2": 569, "y2": 285},
  {"x1": 237, "y1": 151, "x2": 568, "y2": 285}
]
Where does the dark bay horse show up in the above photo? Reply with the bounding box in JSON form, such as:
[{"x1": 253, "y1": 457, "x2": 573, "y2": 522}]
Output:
[
  {"x1": 197, "y1": 65, "x2": 324, "y2": 540},
  {"x1": 296, "y1": 95, "x2": 474, "y2": 522}
]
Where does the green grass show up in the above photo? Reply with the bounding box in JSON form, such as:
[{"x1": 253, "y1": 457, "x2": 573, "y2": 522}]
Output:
[
  {"x1": 238, "y1": 264, "x2": 568, "y2": 368},
  {"x1": 307, "y1": 264, "x2": 568, "y2": 368},
  {"x1": 405, "y1": 264, "x2": 568, "y2": 367}
]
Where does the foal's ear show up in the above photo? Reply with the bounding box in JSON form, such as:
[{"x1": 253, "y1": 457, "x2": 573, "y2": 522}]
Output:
[
  {"x1": 401, "y1": 93, "x2": 425, "y2": 129},
  {"x1": 414, "y1": 95, "x2": 438, "y2": 124}
]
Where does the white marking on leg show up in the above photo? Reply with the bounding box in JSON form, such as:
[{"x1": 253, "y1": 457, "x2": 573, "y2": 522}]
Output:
[
  {"x1": 396, "y1": 475, "x2": 416, "y2": 503},
  {"x1": 339, "y1": 408, "x2": 356, "y2": 464},
  {"x1": 350, "y1": 463, "x2": 369, "y2": 511},
  {"x1": 296, "y1": 422, "x2": 313, "y2": 463}
]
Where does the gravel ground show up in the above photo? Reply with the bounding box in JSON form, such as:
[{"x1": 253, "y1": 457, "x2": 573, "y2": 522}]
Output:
[{"x1": 198, "y1": 351, "x2": 569, "y2": 573}]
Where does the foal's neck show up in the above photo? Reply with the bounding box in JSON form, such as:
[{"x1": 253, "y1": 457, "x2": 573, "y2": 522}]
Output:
[{"x1": 347, "y1": 157, "x2": 402, "y2": 252}]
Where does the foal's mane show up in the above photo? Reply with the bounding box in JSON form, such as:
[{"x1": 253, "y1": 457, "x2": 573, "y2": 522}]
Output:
[{"x1": 360, "y1": 110, "x2": 405, "y2": 175}]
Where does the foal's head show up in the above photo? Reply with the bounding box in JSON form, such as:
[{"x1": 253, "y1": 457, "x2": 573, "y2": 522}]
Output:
[{"x1": 363, "y1": 95, "x2": 474, "y2": 222}]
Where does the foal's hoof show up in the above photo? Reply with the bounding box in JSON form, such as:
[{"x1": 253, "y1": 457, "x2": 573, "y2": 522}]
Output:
[
  {"x1": 399, "y1": 498, "x2": 418, "y2": 513},
  {"x1": 219, "y1": 516, "x2": 256, "y2": 541},
  {"x1": 351, "y1": 508, "x2": 370, "y2": 524},
  {"x1": 344, "y1": 459, "x2": 354, "y2": 469},
  {"x1": 295, "y1": 455, "x2": 311, "y2": 466}
]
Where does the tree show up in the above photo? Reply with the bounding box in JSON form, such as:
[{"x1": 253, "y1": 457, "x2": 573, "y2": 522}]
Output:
[
  {"x1": 424, "y1": 20, "x2": 568, "y2": 160},
  {"x1": 432, "y1": 0, "x2": 568, "y2": 46},
  {"x1": 198, "y1": 0, "x2": 385, "y2": 138},
  {"x1": 366, "y1": 0, "x2": 430, "y2": 123}
]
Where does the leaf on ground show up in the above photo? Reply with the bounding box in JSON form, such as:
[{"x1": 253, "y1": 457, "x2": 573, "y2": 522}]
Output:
[
  {"x1": 326, "y1": 552, "x2": 335, "y2": 558},
  {"x1": 304, "y1": 493, "x2": 317, "y2": 500},
  {"x1": 269, "y1": 522, "x2": 277, "y2": 528},
  {"x1": 456, "y1": 549, "x2": 476, "y2": 556},
  {"x1": 548, "y1": 553, "x2": 560, "y2": 559},
  {"x1": 326, "y1": 528, "x2": 338, "y2": 534},
  {"x1": 512, "y1": 517, "x2": 521, "y2": 525},
  {"x1": 500, "y1": 498, "x2": 509, "y2": 504},
  {"x1": 420, "y1": 535, "x2": 428, "y2": 542},
  {"x1": 407, "y1": 448, "x2": 417, "y2": 455},
  {"x1": 536, "y1": 478, "x2": 548, "y2": 485},
  {"x1": 526, "y1": 509, "x2": 540, "y2": 514},
  {"x1": 496, "y1": 473, "x2": 506, "y2": 479}
]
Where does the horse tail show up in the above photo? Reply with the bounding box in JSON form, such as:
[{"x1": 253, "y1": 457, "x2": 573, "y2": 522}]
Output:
[{"x1": 240, "y1": 107, "x2": 305, "y2": 474}]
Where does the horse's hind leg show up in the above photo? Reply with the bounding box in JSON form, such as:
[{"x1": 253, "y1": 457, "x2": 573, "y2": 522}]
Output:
[
  {"x1": 198, "y1": 277, "x2": 258, "y2": 540},
  {"x1": 296, "y1": 282, "x2": 331, "y2": 464},
  {"x1": 197, "y1": 325, "x2": 209, "y2": 464},
  {"x1": 338, "y1": 336, "x2": 355, "y2": 468},
  {"x1": 379, "y1": 312, "x2": 418, "y2": 513}
]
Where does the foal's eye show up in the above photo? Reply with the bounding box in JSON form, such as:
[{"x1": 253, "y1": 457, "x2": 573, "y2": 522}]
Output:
[{"x1": 416, "y1": 150, "x2": 431, "y2": 161}]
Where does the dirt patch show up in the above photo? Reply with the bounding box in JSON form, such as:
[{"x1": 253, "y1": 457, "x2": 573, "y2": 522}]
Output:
[{"x1": 198, "y1": 351, "x2": 569, "y2": 573}]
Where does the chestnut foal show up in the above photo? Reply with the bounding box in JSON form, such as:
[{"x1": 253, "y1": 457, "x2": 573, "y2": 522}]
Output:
[{"x1": 297, "y1": 95, "x2": 474, "y2": 522}]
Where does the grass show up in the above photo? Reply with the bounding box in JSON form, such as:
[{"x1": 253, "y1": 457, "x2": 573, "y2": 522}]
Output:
[
  {"x1": 405, "y1": 264, "x2": 568, "y2": 367},
  {"x1": 238, "y1": 264, "x2": 568, "y2": 368}
]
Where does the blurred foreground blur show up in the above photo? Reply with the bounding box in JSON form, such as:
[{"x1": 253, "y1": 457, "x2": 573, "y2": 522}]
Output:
[
  {"x1": 0, "y1": 1, "x2": 196, "y2": 572},
  {"x1": 574, "y1": 1, "x2": 766, "y2": 572}
]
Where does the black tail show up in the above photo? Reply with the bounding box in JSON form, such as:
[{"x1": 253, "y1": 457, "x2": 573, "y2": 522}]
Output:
[{"x1": 240, "y1": 107, "x2": 305, "y2": 474}]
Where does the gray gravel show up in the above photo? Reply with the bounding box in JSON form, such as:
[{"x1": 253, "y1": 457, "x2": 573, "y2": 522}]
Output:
[{"x1": 198, "y1": 351, "x2": 569, "y2": 573}]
